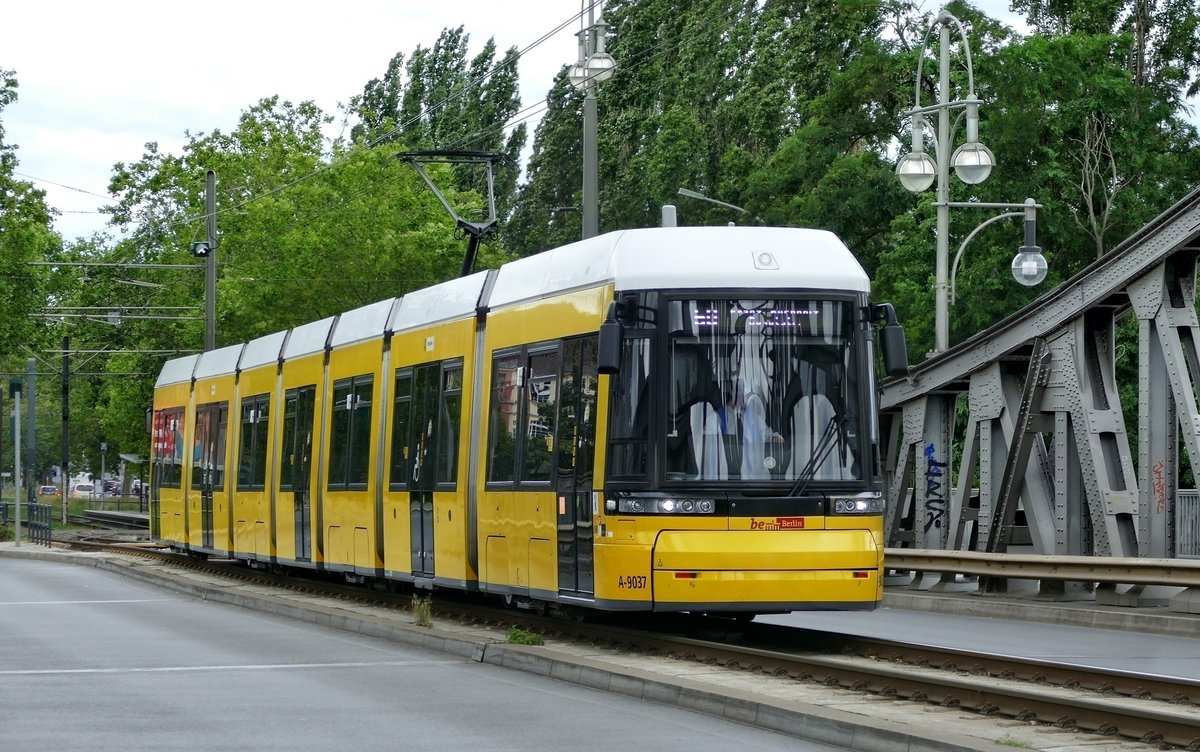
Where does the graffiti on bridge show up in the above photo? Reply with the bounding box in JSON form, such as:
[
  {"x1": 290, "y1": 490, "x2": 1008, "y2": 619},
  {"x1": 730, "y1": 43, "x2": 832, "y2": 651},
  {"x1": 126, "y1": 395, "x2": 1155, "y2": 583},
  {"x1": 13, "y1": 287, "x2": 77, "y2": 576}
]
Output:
[{"x1": 923, "y1": 442, "x2": 947, "y2": 533}]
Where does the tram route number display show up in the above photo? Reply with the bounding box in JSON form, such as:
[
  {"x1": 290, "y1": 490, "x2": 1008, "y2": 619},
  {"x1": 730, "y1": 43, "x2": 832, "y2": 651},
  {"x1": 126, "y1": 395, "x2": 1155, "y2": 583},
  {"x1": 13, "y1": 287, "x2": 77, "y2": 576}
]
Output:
[{"x1": 616, "y1": 575, "x2": 647, "y2": 590}]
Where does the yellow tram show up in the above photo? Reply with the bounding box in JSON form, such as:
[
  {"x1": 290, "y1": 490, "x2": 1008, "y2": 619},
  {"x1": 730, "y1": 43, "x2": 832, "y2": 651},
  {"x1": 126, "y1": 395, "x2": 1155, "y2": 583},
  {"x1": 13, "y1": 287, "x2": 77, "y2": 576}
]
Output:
[{"x1": 150, "y1": 226, "x2": 908, "y2": 614}]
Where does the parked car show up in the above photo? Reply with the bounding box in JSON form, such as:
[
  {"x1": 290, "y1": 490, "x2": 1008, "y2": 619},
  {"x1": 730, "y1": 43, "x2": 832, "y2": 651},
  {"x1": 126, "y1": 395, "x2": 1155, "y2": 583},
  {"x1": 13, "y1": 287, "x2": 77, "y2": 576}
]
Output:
[
  {"x1": 38, "y1": 485, "x2": 61, "y2": 497},
  {"x1": 70, "y1": 483, "x2": 95, "y2": 498}
]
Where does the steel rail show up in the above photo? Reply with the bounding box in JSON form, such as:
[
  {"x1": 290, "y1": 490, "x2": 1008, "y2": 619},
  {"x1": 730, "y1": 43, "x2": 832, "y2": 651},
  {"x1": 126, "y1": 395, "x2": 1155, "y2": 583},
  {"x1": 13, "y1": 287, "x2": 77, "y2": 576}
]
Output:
[
  {"x1": 745, "y1": 623, "x2": 1200, "y2": 705},
  {"x1": 885, "y1": 548, "x2": 1200, "y2": 588},
  {"x1": 657, "y1": 637, "x2": 1200, "y2": 748}
]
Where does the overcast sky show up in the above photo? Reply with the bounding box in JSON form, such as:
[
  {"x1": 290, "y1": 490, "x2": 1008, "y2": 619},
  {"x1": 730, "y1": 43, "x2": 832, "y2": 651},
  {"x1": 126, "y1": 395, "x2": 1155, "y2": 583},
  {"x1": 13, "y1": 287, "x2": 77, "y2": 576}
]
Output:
[{"x1": 6, "y1": 1, "x2": 1023, "y2": 242}]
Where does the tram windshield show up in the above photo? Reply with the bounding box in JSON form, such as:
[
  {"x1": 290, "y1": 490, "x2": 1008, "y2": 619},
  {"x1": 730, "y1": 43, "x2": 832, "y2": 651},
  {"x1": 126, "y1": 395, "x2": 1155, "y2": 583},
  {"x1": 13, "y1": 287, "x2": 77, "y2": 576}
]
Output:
[{"x1": 658, "y1": 297, "x2": 864, "y2": 484}]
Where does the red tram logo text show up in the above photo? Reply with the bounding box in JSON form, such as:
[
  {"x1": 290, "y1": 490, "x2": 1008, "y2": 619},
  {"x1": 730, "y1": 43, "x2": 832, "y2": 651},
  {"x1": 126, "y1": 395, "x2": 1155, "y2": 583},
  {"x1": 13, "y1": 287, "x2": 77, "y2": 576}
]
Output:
[{"x1": 750, "y1": 517, "x2": 805, "y2": 530}]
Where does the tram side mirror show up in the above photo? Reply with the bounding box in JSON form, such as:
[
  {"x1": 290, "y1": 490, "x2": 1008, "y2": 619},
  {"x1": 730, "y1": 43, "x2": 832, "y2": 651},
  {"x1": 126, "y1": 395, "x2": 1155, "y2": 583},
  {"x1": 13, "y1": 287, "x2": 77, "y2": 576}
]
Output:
[
  {"x1": 872, "y1": 303, "x2": 909, "y2": 377},
  {"x1": 598, "y1": 319, "x2": 622, "y2": 375}
]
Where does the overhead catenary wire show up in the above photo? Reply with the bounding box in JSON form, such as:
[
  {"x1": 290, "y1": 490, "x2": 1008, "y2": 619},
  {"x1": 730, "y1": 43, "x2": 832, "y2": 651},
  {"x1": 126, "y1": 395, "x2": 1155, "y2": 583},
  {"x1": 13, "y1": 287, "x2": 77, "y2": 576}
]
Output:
[{"x1": 121, "y1": 4, "x2": 601, "y2": 241}]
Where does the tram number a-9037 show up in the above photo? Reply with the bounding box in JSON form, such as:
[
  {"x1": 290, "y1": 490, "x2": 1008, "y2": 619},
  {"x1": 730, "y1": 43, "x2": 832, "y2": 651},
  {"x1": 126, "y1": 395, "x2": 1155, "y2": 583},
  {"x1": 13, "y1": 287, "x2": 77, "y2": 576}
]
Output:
[{"x1": 617, "y1": 575, "x2": 647, "y2": 590}]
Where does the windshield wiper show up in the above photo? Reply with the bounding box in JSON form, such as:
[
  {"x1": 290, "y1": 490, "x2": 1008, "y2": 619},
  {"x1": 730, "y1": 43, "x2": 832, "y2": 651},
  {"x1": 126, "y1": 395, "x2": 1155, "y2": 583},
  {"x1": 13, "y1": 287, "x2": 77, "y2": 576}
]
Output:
[{"x1": 787, "y1": 414, "x2": 843, "y2": 498}]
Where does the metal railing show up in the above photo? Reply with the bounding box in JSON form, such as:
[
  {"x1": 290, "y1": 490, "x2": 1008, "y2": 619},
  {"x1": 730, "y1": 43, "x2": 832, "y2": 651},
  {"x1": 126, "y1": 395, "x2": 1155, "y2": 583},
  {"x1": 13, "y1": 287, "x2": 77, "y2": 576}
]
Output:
[
  {"x1": 1, "y1": 502, "x2": 53, "y2": 547},
  {"x1": 886, "y1": 548, "x2": 1200, "y2": 588}
]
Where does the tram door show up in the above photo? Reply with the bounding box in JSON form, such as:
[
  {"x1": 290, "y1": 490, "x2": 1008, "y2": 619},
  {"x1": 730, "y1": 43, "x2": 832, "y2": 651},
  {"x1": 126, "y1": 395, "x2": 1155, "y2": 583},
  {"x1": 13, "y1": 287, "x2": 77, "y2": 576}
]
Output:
[
  {"x1": 557, "y1": 337, "x2": 598, "y2": 596},
  {"x1": 407, "y1": 365, "x2": 439, "y2": 578},
  {"x1": 283, "y1": 386, "x2": 315, "y2": 561},
  {"x1": 193, "y1": 402, "x2": 227, "y2": 551}
]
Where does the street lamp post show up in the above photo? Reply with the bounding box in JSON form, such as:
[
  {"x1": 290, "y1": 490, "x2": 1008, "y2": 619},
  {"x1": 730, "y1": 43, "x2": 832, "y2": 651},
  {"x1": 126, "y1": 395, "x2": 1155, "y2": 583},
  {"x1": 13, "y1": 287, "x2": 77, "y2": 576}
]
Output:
[
  {"x1": 568, "y1": 4, "x2": 615, "y2": 240},
  {"x1": 895, "y1": 8, "x2": 1047, "y2": 354},
  {"x1": 892, "y1": 8, "x2": 1049, "y2": 554}
]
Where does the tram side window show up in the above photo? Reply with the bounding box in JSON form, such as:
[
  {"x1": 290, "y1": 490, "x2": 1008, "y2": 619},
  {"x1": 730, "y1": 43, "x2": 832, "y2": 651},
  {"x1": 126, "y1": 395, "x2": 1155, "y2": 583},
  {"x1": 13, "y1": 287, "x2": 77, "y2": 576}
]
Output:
[
  {"x1": 237, "y1": 394, "x2": 270, "y2": 490},
  {"x1": 557, "y1": 337, "x2": 598, "y2": 482},
  {"x1": 328, "y1": 374, "x2": 374, "y2": 490},
  {"x1": 524, "y1": 350, "x2": 558, "y2": 482},
  {"x1": 607, "y1": 336, "x2": 651, "y2": 479},
  {"x1": 191, "y1": 402, "x2": 229, "y2": 491},
  {"x1": 392, "y1": 361, "x2": 464, "y2": 490},
  {"x1": 487, "y1": 346, "x2": 561, "y2": 486},
  {"x1": 437, "y1": 364, "x2": 463, "y2": 485},
  {"x1": 487, "y1": 354, "x2": 521, "y2": 483},
  {"x1": 389, "y1": 370, "x2": 413, "y2": 489},
  {"x1": 152, "y1": 408, "x2": 185, "y2": 488},
  {"x1": 279, "y1": 386, "x2": 315, "y2": 491}
]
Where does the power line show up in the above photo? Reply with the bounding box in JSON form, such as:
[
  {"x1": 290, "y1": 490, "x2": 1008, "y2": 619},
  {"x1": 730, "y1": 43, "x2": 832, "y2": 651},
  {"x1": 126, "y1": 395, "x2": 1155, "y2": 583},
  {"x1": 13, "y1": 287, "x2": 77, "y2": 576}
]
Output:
[
  {"x1": 13, "y1": 171, "x2": 112, "y2": 200},
  {"x1": 128, "y1": 5, "x2": 596, "y2": 239}
]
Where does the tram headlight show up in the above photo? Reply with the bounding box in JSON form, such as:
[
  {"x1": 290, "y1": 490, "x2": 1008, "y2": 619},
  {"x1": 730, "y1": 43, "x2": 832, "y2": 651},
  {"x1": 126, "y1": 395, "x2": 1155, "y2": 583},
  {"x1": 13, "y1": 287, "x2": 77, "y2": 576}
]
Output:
[
  {"x1": 615, "y1": 497, "x2": 716, "y2": 514},
  {"x1": 831, "y1": 493, "x2": 884, "y2": 515}
]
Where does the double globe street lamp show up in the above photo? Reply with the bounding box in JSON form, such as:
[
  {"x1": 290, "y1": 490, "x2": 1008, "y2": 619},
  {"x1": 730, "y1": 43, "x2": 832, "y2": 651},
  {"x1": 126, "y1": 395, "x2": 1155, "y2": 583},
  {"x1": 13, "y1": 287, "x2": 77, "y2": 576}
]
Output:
[{"x1": 895, "y1": 8, "x2": 1048, "y2": 353}]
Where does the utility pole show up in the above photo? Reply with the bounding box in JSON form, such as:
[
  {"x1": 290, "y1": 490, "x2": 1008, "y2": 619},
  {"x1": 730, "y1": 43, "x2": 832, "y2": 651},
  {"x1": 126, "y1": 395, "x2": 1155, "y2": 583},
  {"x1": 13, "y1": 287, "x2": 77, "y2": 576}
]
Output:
[
  {"x1": 567, "y1": 4, "x2": 615, "y2": 240},
  {"x1": 205, "y1": 169, "x2": 217, "y2": 351},
  {"x1": 61, "y1": 336, "x2": 69, "y2": 523},
  {"x1": 25, "y1": 359, "x2": 35, "y2": 508},
  {"x1": 12, "y1": 379, "x2": 21, "y2": 547}
]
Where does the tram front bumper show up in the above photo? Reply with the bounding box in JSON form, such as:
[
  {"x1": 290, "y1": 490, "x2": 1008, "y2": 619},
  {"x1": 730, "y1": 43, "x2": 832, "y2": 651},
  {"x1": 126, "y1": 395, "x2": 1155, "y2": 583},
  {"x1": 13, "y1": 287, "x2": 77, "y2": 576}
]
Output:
[{"x1": 651, "y1": 529, "x2": 883, "y2": 612}]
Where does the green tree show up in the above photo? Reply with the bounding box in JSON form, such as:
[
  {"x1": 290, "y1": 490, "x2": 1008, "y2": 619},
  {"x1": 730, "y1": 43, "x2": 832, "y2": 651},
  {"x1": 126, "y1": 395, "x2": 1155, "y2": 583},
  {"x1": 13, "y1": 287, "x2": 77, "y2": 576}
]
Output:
[
  {"x1": 88, "y1": 97, "x2": 495, "y2": 458},
  {"x1": 0, "y1": 70, "x2": 59, "y2": 365},
  {"x1": 353, "y1": 27, "x2": 527, "y2": 227}
]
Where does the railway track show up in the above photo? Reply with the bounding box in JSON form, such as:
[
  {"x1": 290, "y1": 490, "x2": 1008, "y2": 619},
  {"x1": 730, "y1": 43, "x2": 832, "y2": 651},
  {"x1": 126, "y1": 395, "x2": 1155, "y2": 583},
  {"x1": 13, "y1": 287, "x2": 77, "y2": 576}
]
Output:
[{"x1": 65, "y1": 538, "x2": 1200, "y2": 750}]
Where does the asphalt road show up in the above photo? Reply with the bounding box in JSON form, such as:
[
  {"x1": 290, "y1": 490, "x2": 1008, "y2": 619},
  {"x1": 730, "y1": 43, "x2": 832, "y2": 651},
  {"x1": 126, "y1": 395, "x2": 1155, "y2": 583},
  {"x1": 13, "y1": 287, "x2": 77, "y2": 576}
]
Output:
[{"x1": 0, "y1": 558, "x2": 848, "y2": 752}]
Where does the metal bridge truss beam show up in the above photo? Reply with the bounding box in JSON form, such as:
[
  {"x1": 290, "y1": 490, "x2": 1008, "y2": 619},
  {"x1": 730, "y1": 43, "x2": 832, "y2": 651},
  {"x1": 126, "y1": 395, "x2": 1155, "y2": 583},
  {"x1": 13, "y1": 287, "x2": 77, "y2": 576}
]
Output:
[
  {"x1": 1129, "y1": 253, "x2": 1200, "y2": 559},
  {"x1": 883, "y1": 395, "x2": 953, "y2": 554},
  {"x1": 1044, "y1": 312, "x2": 1139, "y2": 559},
  {"x1": 947, "y1": 363, "x2": 1057, "y2": 557}
]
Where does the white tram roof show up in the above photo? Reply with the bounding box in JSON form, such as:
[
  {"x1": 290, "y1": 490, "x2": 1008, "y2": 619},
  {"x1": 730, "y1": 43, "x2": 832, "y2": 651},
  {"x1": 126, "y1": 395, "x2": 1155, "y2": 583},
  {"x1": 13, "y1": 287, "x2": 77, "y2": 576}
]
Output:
[
  {"x1": 489, "y1": 226, "x2": 869, "y2": 309},
  {"x1": 388, "y1": 272, "x2": 490, "y2": 334},
  {"x1": 282, "y1": 315, "x2": 336, "y2": 360},
  {"x1": 193, "y1": 343, "x2": 244, "y2": 381},
  {"x1": 155, "y1": 353, "x2": 200, "y2": 388},
  {"x1": 238, "y1": 330, "x2": 288, "y2": 372},
  {"x1": 330, "y1": 298, "x2": 399, "y2": 349}
]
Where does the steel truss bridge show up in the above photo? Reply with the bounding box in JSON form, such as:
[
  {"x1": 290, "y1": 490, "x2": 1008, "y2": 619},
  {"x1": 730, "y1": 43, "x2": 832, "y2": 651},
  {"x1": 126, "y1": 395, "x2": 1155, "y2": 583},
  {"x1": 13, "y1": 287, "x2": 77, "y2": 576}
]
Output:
[{"x1": 881, "y1": 186, "x2": 1200, "y2": 612}]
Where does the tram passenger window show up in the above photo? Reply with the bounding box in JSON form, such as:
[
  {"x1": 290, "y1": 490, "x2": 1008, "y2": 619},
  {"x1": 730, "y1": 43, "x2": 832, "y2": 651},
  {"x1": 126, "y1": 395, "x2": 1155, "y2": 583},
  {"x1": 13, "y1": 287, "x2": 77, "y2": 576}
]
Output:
[
  {"x1": 437, "y1": 365, "x2": 463, "y2": 485},
  {"x1": 348, "y1": 378, "x2": 373, "y2": 486},
  {"x1": 328, "y1": 374, "x2": 373, "y2": 490},
  {"x1": 328, "y1": 382, "x2": 351, "y2": 488},
  {"x1": 152, "y1": 408, "x2": 184, "y2": 488},
  {"x1": 280, "y1": 392, "x2": 298, "y2": 490},
  {"x1": 279, "y1": 386, "x2": 315, "y2": 492},
  {"x1": 389, "y1": 371, "x2": 413, "y2": 488},
  {"x1": 237, "y1": 394, "x2": 269, "y2": 490},
  {"x1": 558, "y1": 337, "x2": 598, "y2": 482},
  {"x1": 487, "y1": 354, "x2": 520, "y2": 483},
  {"x1": 524, "y1": 351, "x2": 558, "y2": 482},
  {"x1": 213, "y1": 404, "x2": 228, "y2": 490},
  {"x1": 191, "y1": 402, "x2": 228, "y2": 491}
]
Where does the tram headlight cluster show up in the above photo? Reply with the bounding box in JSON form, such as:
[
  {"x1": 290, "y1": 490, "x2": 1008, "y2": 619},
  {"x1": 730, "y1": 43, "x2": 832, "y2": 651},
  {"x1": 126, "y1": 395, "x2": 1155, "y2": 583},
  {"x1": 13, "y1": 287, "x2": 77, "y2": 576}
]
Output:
[
  {"x1": 607, "y1": 497, "x2": 716, "y2": 514},
  {"x1": 831, "y1": 493, "x2": 884, "y2": 515}
]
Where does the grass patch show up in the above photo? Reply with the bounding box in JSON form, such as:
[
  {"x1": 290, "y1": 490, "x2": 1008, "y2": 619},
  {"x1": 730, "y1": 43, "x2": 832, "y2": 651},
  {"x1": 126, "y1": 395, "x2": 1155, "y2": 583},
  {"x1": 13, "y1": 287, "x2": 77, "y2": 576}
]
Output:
[
  {"x1": 411, "y1": 595, "x2": 433, "y2": 627},
  {"x1": 506, "y1": 627, "x2": 544, "y2": 646},
  {"x1": 995, "y1": 734, "x2": 1032, "y2": 748}
]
